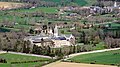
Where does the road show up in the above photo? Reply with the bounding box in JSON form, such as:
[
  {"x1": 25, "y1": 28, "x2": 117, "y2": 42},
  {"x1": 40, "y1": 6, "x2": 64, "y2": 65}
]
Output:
[{"x1": 0, "y1": 51, "x2": 6, "y2": 54}]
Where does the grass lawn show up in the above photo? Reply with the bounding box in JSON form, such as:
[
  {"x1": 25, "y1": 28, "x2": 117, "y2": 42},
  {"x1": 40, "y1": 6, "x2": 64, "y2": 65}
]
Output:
[
  {"x1": 60, "y1": 28, "x2": 72, "y2": 34},
  {"x1": 93, "y1": 42, "x2": 105, "y2": 50},
  {"x1": 0, "y1": 53, "x2": 52, "y2": 67},
  {"x1": 69, "y1": 50, "x2": 120, "y2": 66},
  {"x1": 8, "y1": 7, "x2": 58, "y2": 13}
]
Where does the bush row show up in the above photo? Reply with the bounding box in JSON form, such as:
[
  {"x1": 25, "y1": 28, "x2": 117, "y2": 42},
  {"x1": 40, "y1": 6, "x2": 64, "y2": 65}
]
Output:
[
  {"x1": 11, "y1": 59, "x2": 49, "y2": 64},
  {"x1": 0, "y1": 59, "x2": 7, "y2": 63}
]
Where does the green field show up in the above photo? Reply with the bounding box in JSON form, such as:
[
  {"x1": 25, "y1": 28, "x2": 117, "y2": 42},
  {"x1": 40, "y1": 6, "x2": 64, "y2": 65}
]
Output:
[
  {"x1": 84, "y1": 0, "x2": 97, "y2": 6},
  {"x1": 99, "y1": 23, "x2": 120, "y2": 28},
  {"x1": 0, "y1": 7, "x2": 58, "y2": 32},
  {"x1": 0, "y1": 53, "x2": 52, "y2": 67},
  {"x1": 107, "y1": 23, "x2": 120, "y2": 27},
  {"x1": 0, "y1": 7, "x2": 58, "y2": 22},
  {"x1": 69, "y1": 50, "x2": 120, "y2": 66},
  {"x1": 43, "y1": 0, "x2": 97, "y2": 6},
  {"x1": 73, "y1": 0, "x2": 97, "y2": 6},
  {"x1": 8, "y1": 7, "x2": 58, "y2": 13}
]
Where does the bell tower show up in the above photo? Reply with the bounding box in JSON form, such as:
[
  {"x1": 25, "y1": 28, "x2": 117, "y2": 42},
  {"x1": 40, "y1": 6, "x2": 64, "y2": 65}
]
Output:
[
  {"x1": 114, "y1": 0, "x2": 117, "y2": 7},
  {"x1": 54, "y1": 25, "x2": 58, "y2": 37}
]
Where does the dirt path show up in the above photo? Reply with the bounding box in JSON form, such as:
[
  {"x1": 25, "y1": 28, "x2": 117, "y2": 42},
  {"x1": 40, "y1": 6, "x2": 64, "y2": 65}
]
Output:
[
  {"x1": 8, "y1": 51, "x2": 52, "y2": 59},
  {"x1": 43, "y1": 62, "x2": 117, "y2": 67},
  {"x1": 43, "y1": 61, "x2": 61, "y2": 67},
  {"x1": 0, "y1": 51, "x2": 6, "y2": 54}
]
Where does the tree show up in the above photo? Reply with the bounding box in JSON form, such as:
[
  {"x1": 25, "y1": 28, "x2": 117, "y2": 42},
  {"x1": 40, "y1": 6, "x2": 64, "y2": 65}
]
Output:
[
  {"x1": 23, "y1": 40, "x2": 31, "y2": 53},
  {"x1": 0, "y1": 38, "x2": 2, "y2": 50},
  {"x1": 46, "y1": 46, "x2": 51, "y2": 55},
  {"x1": 71, "y1": 0, "x2": 75, "y2": 2},
  {"x1": 61, "y1": 30, "x2": 64, "y2": 34},
  {"x1": 29, "y1": 28, "x2": 34, "y2": 34},
  {"x1": 14, "y1": 40, "x2": 20, "y2": 52}
]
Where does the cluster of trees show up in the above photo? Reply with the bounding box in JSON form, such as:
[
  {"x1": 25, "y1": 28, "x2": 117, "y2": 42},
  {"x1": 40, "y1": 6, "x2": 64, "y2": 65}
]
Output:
[
  {"x1": 104, "y1": 30, "x2": 120, "y2": 38},
  {"x1": 73, "y1": 27, "x2": 101, "y2": 45},
  {"x1": 32, "y1": 45, "x2": 51, "y2": 56},
  {"x1": 103, "y1": 26, "x2": 120, "y2": 48},
  {"x1": 96, "y1": 0, "x2": 120, "y2": 7},
  {"x1": 32, "y1": 44, "x2": 93, "y2": 58},
  {"x1": 0, "y1": 59, "x2": 7, "y2": 63},
  {"x1": 105, "y1": 37, "x2": 120, "y2": 48},
  {"x1": 0, "y1": 58, "x2": 7, "y2": 63},
  {"x1": 0, "y1": 31, "x2": 32, "y2": 53},
  {"x1": 72, "y1": 23, "x2": 120, "y2": 49}
]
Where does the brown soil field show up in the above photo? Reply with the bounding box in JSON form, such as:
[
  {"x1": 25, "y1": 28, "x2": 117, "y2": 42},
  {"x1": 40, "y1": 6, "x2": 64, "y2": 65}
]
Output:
[
  {"x1": 0, "y1": 2, "x2": 26, "y2": 10},
  {"x1": 43, "y1": 62, "x2": 117, "y2": 67}
]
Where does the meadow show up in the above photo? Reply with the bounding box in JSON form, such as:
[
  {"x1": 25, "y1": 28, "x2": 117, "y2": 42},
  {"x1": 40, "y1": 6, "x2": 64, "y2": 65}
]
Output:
[
  {"x1": 0, "y1": 7, "x2": 58, "y2": 22},
  {"x1": 43, "y1": 0, "x2": 97, "y2": 6},
  {"x1": 8, "y1": 7, "x2": 58, "y2": 13},
  {"x1": 0, "y1": 53, "x2": 53, "y2": 67},
  {"x1": 69, "y1": 50, "x2": 120, "y2": 66},
  {"x1": 0, "y1": 7, "x2": 58, "y2": 32}
]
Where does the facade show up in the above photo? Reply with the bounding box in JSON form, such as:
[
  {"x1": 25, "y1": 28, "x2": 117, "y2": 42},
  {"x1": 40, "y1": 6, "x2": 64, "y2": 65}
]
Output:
[{"x1": 52, "y1": 40, "x2": 73, "y2": 48}]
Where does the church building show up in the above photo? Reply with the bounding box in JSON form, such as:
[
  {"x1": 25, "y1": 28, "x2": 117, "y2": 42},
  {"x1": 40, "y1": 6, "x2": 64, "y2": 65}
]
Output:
[{"x1": 25, "y1": 25, "x2": 75, "y2": 48}]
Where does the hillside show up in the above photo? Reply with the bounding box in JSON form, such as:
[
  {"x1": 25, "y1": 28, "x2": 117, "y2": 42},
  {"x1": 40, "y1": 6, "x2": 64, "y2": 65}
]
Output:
[
  {"x1": 43, "y1": 0, "x2": 97, "y2": 6},
  {"x1": 0, "y1": 0, "x2": 97, "y2": 6}
]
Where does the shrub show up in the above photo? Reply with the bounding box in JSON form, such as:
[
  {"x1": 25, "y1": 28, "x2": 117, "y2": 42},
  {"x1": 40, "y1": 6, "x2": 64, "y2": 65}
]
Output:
[
  {"x1": 0, "y1": 59, "x2": 7, "y2": 63},
  {"x1": 90, "y1": 62, "x2": 95, "y2": 64}
]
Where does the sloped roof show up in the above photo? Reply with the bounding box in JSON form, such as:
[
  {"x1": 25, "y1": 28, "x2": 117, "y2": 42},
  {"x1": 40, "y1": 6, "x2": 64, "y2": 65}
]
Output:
[
  {"x1": 33, "y1": 38, "x2": 52, "y2": 43},
  {"x1": 51, "y1": 36, "x2": 66, "y2": 40}
]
